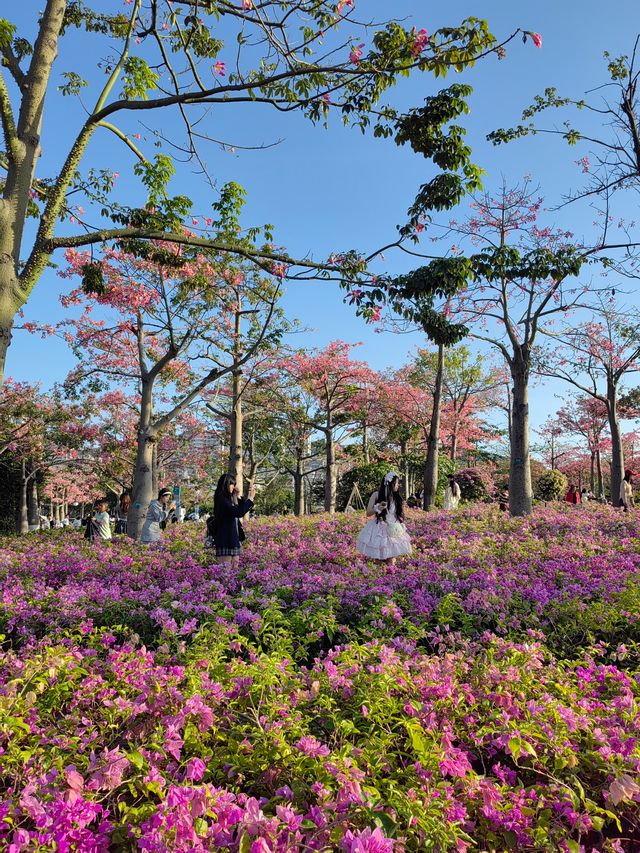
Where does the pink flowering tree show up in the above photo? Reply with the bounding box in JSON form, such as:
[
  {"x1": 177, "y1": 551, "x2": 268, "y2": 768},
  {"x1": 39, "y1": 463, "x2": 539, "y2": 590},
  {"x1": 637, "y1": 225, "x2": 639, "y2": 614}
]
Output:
[
  {"x1": 358, "y1": 180, "x2": 586, "y2": 516},
  {"x1": 0, "y1": 382, "x2": 97, "y2": 533},
  {"x1": 60, "y1": 243, "x2": 282, "y2": 538},
  {"x1": 0, "y1": 0, "x2": 524, "y2": 384},
  {"x1": 556, "y1": 396, "x2": 610, "y2": 497},
  {"x1": 283, "y1": 342, "x2": 377, "y2": 513},
  {"x1": 537, "y1": 300, "x2": 640, "y2": 503}
]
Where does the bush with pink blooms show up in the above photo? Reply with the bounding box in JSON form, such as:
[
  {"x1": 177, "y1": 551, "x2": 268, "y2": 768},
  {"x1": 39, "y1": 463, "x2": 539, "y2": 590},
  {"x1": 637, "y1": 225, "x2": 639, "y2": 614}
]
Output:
[{"x1": 0, "y1": 505, "x2": 639, "y2": 851}]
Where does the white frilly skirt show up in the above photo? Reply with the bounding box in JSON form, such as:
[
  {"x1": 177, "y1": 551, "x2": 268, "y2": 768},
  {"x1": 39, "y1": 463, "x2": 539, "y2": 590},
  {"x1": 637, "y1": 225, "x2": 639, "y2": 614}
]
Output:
[{"x1": 356, "y1": 518, "x2": 412, "y2": 560}]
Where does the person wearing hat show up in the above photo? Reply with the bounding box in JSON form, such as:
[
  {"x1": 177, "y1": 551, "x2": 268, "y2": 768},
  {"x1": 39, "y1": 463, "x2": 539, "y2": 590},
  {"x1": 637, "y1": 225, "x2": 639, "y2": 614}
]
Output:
[
  {"x1": 140, "y1": 488, "x2": 175, "y2": 543},
  {"x1": 356, "y1": 471, "x2": 412, "y2": 564},
  {"x1": 620, "y1": 470, "x2": 635, "y2": 512}
]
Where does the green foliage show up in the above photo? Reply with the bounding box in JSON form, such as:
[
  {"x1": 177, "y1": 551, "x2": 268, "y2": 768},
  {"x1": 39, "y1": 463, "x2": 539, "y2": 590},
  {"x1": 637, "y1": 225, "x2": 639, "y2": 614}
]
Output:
[
  {"x1": 254, "y1": 476, "x2": 294, "y2": 516},
  {"x1": 132, "y1": 154, "x2": 177, "y2": 204},
  {"x1": 535, "y1": 469, "x2": 568, "y2": 501},
  {"x1": 122, "y1": 57, "x2": 159, "y2": 100},
  {"x1": 0, "y1": 18, "x2": 17, "y2": 48},
  {"x1": 337, "y1": 462, "x2": 392, "y2": 511},
  {"x1": 211, "y1": 182, "x2": 247, "y2": 236},
  {"x1": 80, "y1": 262, "x2": 106, "y2": 296},
  {"x1": 58, "y1": 72, "x2": 89, "y2": 98}
]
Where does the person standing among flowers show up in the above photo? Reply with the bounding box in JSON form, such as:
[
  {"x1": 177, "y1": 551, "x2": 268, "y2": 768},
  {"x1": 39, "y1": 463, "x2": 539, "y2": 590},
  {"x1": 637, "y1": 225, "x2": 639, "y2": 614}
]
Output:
[
  {"x1": 357, "y1": 472, "x2": 412, "y2": 564},
  {"x1": 91, "y1": 498, "x2": 112, "y2": 543},
  {"x1": 620, "y1": 470, "x2": 635, "y2": 512},
  {"x1": 565, "y1": 484, "x2": 581, "y2": 505},
  {"x1": 140, "y1": 488, "x2": 174, "y2": 544},
  {"x1": 443, "y1": 476, "x2": 461, "y2": 510},
  {"x1": 212, "y1": 473, "x2": 254, "y2": 569}
]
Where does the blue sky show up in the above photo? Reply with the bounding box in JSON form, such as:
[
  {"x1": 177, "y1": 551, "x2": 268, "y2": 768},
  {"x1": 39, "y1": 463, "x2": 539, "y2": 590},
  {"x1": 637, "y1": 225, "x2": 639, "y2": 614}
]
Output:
[{"x1": 6, "y1": 0, "x2": 640, "y2": 440}]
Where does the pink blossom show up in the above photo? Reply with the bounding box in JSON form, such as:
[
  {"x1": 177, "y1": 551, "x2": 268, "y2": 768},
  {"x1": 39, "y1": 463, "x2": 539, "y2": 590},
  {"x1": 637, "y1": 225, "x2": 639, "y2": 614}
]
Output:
[
  {"x1": 213, "y1": 61, "x2": 226, "y2": 76},
  {"x1": 349, "y1": 43, "x2": 364, "y2": 65},
  {"x1": 531, "y1": 32, "x2": 543, "y2": 48}
]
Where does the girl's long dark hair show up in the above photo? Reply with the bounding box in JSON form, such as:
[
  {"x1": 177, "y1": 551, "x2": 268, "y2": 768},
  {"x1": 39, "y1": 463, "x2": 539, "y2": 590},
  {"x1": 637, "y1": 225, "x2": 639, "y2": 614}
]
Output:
[
  {"x1": 376, "y1": 475, "x2": 404, "y2": 523},
  {"x1": 214, "y1": 473, "x2": 236, "y2": 515}
]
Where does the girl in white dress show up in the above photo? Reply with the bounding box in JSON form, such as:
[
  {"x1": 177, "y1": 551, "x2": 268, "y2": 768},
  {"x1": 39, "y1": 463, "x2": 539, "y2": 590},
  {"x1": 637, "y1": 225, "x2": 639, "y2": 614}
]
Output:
[
  {"x1": 357, "y1": 472, "x2": 412, "y2": 563},
  {"x1": 443, "y1": 476, "x2": 461, "y2": 510}
]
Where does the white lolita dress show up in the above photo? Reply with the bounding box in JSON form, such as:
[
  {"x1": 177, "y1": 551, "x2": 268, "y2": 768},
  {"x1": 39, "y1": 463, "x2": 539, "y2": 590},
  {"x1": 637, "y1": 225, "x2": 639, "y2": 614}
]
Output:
[{"x1": 357, "y1": 492, "x2": 412, "y2": 560}]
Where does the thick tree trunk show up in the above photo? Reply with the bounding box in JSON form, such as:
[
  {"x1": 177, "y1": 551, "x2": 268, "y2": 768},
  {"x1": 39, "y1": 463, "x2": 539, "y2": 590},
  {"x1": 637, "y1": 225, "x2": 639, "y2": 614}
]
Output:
[
  {"x1": 0, "y1": 283, "x2": 18, "y2": 387},
  {"x1": 293, "y1": 450, "x2": 305, "y2": 517},
  {"x1": 324, "y1": 430, "x2": 337, "y2": 513},
  {"x1": 128, "y1": 380, "x2": 156, "y2": 539},
  {"x1": 450, "y1": 427, "x2": 458, "y2": 462},
  {"x1": 229, "y1": 369, "x2": 243, "y2": 491},
  {"x1": 151, "y1": 442, "x2": 159, "y2": 495},
  {"x1": 607, "y1": 380, "x2": 624, "y2": 507},
  {"x1": 509, "y1": 361, "x2": 533, "y2": 516},
  {"x1": 27, "y1": 473, "x2": 39, "y2": 531},
  {"x1": 590, "y1": 452, "x2": 596, "y2": 495},
  {"x1": 596, "y1": 448, "x2": 604, "y2": 499},
  {"x1": 423, "y1": 343, "x2": 445, "y2": 510},
  {"x1": 128, "y1": 434, "x2": 155, "y2": 539}
]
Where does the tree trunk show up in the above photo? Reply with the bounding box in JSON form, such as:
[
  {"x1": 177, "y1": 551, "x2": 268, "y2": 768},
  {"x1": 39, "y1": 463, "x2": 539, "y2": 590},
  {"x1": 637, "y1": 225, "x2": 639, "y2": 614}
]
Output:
[
  {"x1": 0, "y1": 284, "x2": 18, "y2": 387},
  {"x1": 151, "y1": 442, "x2": 159, "y2": 495},
  {"x1": 509, "y1": 360, "x2": 533, "y2": 516},
  {"x1": 27, "y1": 474, "x2": 39, "y2": 531},
  {"x1": 293, "y1": 450, "x2": 305, "y2": 516},
  {"x1": 423, "y1": 343, "x2": 445, "y2": 510},
  {"x1": 596, "y1": 448, "x2": 604, "y2": 499},
  {"x1": 324, "y1": 430, "x2": 337, "y2": 513},
  {"x1": 128, "y1": 379, "x2": 156, "y2": 539},
  {"x1": 400, "y1": 438, "x2": 410, "y2": 497},
  {"x1": 362, "y1": 422, "x2": 370, "y2": 465},
  {"x1": 229, "y1": 368, "x2": 243, "y2": 491},
  {"x1": 607, "y1": 379, "x2": 624, "y2": 507},
  {"x1": 18, "y1": 461, "x2": 29, "y2": 535},
  {"x1": 450, "y1": 426, "x2": 458, "y2": 462},
  {"x1": 590, "y1": 451, "x2": 596, "y2": 495}
]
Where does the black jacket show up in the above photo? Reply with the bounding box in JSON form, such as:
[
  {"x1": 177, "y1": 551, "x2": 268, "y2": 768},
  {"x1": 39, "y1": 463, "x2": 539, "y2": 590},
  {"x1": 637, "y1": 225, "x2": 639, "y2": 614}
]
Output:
[{"x1": 213, "y1": 495, "x2": 254, "y2": 549}]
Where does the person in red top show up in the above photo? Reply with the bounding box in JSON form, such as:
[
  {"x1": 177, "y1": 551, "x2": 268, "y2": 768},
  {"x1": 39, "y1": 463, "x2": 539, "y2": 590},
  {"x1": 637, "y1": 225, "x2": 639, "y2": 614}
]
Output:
[{"x1": 565, "y1": 484, "x2": 581, "y2": 504}]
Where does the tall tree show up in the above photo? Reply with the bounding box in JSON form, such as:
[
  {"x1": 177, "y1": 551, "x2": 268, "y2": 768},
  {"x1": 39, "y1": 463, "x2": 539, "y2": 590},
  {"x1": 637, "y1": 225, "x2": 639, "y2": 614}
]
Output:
[
  {"x1": 284, "y1": 342, "x2": 374, "y2": 512},
  {"x1": 537, "y1": 301, "x2": 640, "y2": 503},
  {"x1": 0, "y1": 1, "x2": 512, "y2": 382},
  {"x1": 60, "y1": 243, "x2": 281, "y2": 537}
]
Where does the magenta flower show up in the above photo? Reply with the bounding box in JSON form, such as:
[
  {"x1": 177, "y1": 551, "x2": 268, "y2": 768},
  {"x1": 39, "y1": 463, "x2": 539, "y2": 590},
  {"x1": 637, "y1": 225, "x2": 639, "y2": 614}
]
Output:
[{"x1": 296, "y1": 736, "x2": 330, "y2": 758}]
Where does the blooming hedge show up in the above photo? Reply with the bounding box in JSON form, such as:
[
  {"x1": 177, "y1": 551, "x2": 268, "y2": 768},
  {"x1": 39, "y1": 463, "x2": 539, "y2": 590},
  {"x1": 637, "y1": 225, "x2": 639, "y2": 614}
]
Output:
[{"x1": 0, "y1": 505, "x2": 639, "y2": 851}]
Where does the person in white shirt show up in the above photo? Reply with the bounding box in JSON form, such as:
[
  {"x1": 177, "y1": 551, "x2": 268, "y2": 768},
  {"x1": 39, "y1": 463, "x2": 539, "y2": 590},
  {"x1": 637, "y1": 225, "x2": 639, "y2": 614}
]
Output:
[
  {"x1": 620, "y1": 470, "x2": 634, "y2": 512},
  {"x1": 443, "y1": 476, "x2": 461, "y2": 510},
  {"x1": 92, "y1": 499, "x2": 112, "y2": 541},
  {"x1": 140, "y1": 488, "x2": 174, "y2": 543}
]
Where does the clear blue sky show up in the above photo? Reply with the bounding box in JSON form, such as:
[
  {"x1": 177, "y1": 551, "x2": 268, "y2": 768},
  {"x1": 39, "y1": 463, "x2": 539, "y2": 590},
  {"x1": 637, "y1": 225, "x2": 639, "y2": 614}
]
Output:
[{"x1": 6, "y1": 0, "x2": 640, "y2": 439}]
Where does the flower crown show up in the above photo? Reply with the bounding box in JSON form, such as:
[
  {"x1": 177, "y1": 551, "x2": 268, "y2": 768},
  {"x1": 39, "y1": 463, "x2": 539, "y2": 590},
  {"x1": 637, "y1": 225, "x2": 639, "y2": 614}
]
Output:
[{"x1": 384, "y1": 471, "x2": 400, "y2": 484}]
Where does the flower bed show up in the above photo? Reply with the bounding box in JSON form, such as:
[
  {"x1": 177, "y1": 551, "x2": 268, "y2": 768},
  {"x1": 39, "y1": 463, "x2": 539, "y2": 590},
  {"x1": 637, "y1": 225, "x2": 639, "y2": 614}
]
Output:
[{"x1": 0, "y1": 506, "x2": 639, "y2": 851}]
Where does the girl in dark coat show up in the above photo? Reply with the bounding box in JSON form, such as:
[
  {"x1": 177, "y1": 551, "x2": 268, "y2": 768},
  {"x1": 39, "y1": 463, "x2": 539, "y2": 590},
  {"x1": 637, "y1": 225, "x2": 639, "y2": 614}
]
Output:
[{"x1": 212, "y1": 473, "x2": 254, "y2": 568}]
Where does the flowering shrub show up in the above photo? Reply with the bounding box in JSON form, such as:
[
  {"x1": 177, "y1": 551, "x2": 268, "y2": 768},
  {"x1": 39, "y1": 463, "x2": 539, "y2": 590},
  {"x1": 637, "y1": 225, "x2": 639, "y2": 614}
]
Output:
[
  {"x1": 0, "y1": 506, "x2": 639, "y2": 850},
  {"x1": 453, "y1": 468, "x2": 494, "y2": 502}
]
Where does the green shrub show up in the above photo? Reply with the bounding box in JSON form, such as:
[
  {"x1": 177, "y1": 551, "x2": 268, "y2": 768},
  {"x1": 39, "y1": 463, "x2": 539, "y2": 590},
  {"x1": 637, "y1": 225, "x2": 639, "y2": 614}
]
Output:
[{"x1": 535, "y1": 469, "x2": 568, "y2": 501}]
